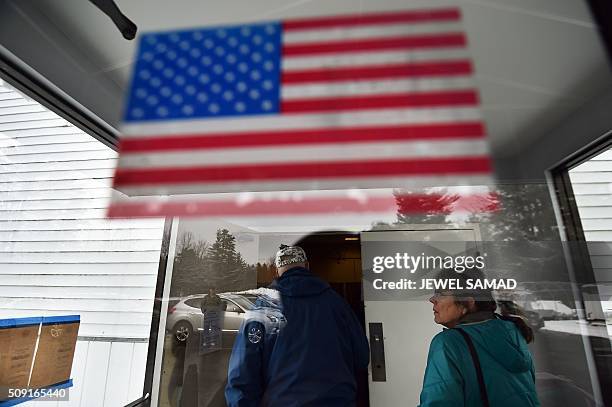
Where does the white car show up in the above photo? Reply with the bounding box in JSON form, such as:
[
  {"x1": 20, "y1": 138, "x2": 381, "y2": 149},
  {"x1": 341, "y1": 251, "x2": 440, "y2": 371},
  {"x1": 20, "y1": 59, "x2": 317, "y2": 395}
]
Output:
[{"x1": 166, "y1": 293, "x2": 255, "y2": 343}]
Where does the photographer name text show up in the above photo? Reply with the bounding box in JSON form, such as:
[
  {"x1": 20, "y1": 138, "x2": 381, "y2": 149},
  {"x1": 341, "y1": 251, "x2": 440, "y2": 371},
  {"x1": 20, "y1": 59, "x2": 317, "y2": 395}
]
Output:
[{"x1": 372, "y1": 278, "x2": 517, "y2": 290}]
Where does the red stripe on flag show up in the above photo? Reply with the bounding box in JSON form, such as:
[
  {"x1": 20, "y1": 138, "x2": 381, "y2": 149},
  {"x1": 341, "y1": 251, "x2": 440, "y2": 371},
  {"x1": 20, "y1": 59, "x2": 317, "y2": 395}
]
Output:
[
  {"x1": 281, "y1": 90, "x2": 478, "y2": 113},
  {"x1": 283, "y1": 8, "x2": 461, "y2": 31},
  {"x1": 283, "y1": 33, "x2": 466, "y2": 56},
  {"x1": 113, "y1": 157, "x2": 492, "y2": 186},
  {"x1": 120, "y1": 122, "x2": 486, "y2": 153},
  {"x1": 282, "y1": 61, "x2": 472, "y2": 84},
  {"x1": 107, "y1": 193, "x2": 499, "y2": 218}
]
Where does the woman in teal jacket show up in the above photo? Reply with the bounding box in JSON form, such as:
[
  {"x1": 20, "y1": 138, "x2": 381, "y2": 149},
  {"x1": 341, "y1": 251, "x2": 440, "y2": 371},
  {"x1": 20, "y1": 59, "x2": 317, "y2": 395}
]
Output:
[{"x1": 419, "y1": 268, "x2": 540, "y2": 407}]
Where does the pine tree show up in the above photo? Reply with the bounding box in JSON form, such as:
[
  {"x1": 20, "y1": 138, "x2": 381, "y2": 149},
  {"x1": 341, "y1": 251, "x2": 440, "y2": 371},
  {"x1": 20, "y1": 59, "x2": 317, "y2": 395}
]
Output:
[
  {"x1": 171, "y1": 232, "x2": 210, "y2": 296},
  {"x1": 171, "y1": 228, "x2": 256, "y2": 295},
  {"x1": 207, "y1": 229, "x2": 251, "y2": 291}
]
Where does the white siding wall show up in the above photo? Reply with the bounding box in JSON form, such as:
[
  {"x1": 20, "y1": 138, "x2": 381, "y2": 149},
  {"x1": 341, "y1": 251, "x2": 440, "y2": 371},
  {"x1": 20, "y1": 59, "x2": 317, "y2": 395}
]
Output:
[
  {"x1": 0, "y1": 80, "x2": 165, "y2": 406},
  {"x1": 569, "y1": 149, "x2": 612, "y2": 327}
]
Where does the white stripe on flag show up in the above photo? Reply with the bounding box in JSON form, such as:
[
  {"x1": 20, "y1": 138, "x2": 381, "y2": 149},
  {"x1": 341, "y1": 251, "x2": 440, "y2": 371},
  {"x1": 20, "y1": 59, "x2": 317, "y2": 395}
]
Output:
[
  {"x1": 282, "y1": 77, "x2": 475, "y2": 99},
  {"x1": 115, "y1": 175, "x2": 494, "y2": 196},
  {"x1": 108, "y1": 184, "x2": 496, "y2": 221},
  {"x1": 282, "y1": 22, "x2": 465, "y2": 44},
  {"x1": 282, "y1": 49, "x2": 470, "y2": 70},
  {"x1": 111, "y1": 185, "x2": 493, "y2": 203},
  {"x1": 121, "y1": 107, "x2": 483, "y2": 137},
  {"x1": 118, "y1": 139, "x2": 489, "y2": 169},
  {"x1": 227, "y1": 214, "x2": 396, "y2": 232}
]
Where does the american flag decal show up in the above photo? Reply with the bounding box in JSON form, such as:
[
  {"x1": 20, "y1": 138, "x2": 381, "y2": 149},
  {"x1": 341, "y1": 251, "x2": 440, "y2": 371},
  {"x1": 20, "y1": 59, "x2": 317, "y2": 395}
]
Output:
[{"x1": 109, "y1": 8, "x2": 494, "y2": 218}]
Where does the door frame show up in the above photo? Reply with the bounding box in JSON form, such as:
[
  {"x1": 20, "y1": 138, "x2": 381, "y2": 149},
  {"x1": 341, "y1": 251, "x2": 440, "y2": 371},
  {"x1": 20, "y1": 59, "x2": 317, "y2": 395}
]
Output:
[{"x1": 360, "y1": 223, "x2": 483, "y2": 406}]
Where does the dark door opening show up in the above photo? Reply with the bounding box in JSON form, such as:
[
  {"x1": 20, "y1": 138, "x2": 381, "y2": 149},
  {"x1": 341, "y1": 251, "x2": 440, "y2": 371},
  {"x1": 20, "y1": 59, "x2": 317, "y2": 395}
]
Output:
[{"x1": 294, "y1": 232, "x2": 369, "y2": 407}]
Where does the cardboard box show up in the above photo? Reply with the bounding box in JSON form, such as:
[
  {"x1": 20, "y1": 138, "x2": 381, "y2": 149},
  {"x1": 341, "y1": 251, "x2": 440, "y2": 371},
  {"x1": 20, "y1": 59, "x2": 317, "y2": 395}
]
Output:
[
  {"x1": 0, "y1": 317, "x2": 41, "y2": 401},
  {"x1": 29, "y1": 316, "x2": 79, "y2": 389}
]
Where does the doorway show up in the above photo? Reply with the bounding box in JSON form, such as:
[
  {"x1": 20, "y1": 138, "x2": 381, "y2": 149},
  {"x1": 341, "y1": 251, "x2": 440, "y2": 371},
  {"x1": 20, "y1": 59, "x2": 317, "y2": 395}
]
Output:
[
  {"x1": 294, "y1": 231, "x2": 369, "y2": 407},
  {"x1": 361, "y1": 225, "x2": 482, "y2": 406}
]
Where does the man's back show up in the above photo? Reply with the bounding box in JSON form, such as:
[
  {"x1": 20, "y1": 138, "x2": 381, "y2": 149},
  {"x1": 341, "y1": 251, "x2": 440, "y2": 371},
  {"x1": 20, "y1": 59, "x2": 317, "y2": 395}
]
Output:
[{"x1": 226, "y1": 267, "x2": 369, "y2": 407}]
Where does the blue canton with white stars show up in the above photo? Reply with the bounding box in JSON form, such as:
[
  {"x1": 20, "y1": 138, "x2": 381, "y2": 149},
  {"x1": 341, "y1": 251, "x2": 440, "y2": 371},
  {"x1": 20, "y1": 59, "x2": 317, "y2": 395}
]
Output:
[{"x1": 125, "y1": 22, "x2": 282, "y2": 122}]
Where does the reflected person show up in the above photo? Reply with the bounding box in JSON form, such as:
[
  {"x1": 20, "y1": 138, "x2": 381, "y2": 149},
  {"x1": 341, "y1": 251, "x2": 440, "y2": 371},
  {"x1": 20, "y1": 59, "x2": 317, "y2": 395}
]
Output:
[
  {"x1": 201, "y1": 287, "x2": 225, "y2": 349},
  {"x1": 419, "y1": 268, "x2": 540, "y2": 407},
  {"x1": 226, "y1": 244, "x2": 369, "y2": 406},
  {"x1": 201, "y1": 287, "x2": 223, "y2": 315}
]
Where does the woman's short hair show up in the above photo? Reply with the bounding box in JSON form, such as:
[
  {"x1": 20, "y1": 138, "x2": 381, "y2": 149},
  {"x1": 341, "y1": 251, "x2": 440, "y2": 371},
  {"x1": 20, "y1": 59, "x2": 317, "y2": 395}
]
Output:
[{"x1": 434, "y1": 267, "x2": 534, "y2": 343}]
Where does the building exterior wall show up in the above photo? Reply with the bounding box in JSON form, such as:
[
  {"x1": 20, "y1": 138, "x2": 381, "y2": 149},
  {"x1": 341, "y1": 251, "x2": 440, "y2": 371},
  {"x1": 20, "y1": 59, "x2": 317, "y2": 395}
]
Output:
[
  {"x1": 0, "y1": 79, "x2": 165, "y2": 406},
  {"x1": 569, "y1": 149, "x2": 612, "y2": 326}
]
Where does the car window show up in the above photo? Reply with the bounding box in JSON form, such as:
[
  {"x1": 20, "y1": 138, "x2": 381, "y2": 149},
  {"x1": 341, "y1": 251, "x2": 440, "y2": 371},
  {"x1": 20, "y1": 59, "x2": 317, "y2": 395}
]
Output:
[
  {"x1": 232, "y1": 296, "x2": 255, "y2": 310},
  {"x1": 224, "y1": 301, "x2": 243, "y2": 313},
  {"x1": 184, "y1": 298, "x2": 201, "y2": 308}
]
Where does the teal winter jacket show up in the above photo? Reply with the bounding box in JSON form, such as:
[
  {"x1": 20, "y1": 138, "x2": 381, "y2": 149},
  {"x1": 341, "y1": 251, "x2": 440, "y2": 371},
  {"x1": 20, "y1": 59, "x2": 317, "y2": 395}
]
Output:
[{"x1": 419, "y1": 317, "x2": 540, "y2": 407}]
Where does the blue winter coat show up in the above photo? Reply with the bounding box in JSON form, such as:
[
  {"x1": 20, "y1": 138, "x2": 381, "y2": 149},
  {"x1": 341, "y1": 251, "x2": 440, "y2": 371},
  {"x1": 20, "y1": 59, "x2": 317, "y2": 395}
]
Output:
[
  {"x1": 419, "y1": 317, "x2": 540, "y2": 407},
  {"x1": 225, "y1": 267, "x2": 369, "y2": 407}
]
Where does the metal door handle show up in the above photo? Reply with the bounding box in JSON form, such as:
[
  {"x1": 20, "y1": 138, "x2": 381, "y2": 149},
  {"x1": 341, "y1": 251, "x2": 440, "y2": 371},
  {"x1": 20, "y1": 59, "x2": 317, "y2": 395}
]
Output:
[{"x1": 369, "y1": 322, "x2": 386, "y2": 382}]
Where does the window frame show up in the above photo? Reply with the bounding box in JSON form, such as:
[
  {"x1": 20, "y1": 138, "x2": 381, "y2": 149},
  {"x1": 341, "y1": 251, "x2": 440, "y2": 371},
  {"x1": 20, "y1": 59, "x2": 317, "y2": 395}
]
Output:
[
  {"x1": 548, "y1": 130, "x2": 612, "y2": 406},
  {"x1": 224, "y1": 300, "x2": 244, "y2": 313}
]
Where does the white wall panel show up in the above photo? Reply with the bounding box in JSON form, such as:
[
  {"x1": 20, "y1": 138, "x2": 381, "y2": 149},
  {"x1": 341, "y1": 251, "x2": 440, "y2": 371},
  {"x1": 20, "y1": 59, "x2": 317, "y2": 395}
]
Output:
[
  {"x1": 0, "y1": 188, "x2": 112, "y2": 201},
  {"x1": 0, "y1": 250, "x2": 160, "y2": 262},
  {"x1": 573, "y1": 206, "x2": 612, "y2": 219},
  {"x1": 0, "y1": 198, "x2": 111, "y2": 210},
  {"x1": 2, "y1": 159, "x2": 116, "y2": 173},
  {"x1": 103, "y1": 342, "x2": 135, "y2": 407},
  {"x1": 0, "y1": 238, "x2": 161, "y2": 251},
  {"x1": 127, "y1": 343, "x2": 150, "y2": 402},
  {"x1": 0, "y1": 209, "x2": 113, "y2": 221},
  {"x1": 573, "y1": 194, "x2": 612, "y2": 207},
  {"x1": 21, "y1": 339, "x2": 149, "y2": 407},
  {"x1": 581, "y1": 219, "x2": 612, "y2": 231},
  {"x1": 569, "y1": 149, "x2": 612, "y2": 332},
  {"x1": 570, "y1": 172, "x2": 612, "y2": 183},
  {"x1": 0, "y1": 98, "x2": 36, "y2": 108},
  {"x1": 0, "y1": 179, "x2": 113, "y2": 192},
  {"x1": 587, "y1": 242, "x2": 612, "y2": 255},
  {"x1": 584, "y1": 231, "x2": 612, "y2": 242},
  {"x1": 0, "y1": 274, "x2": 156, "y2": 287},
  {"x1": 0, "y1": 167, "x2": 115, "y2": 181},
  {"x1": 0, "y1": 110, "x2": 61, "y2": 124},
  {"x1": 1, "y1": 140, "x2": 107, "y2": 155},
  {"x1": 572, "y1": 183, "x2": 612, "y2": 195},
  {"x1": 0, "y1": 298, "x2": 153, "y2": 313},
  {"x1": 0, "y1": 285, "x2": 155, "y2": 299},
  {"x1": 1, "y1": 132, "x2": 97, "y2": 145},
  {"x1": 63, "y1": 340, "x2": 90, "y2": 407},
  {"x1": 71, "y1": 324, "x2": 152, "y2": 338},
  {"x1": 0, "y1": 118, "x2": 68, "y2": 131},
  {"x1": 0, "y1": 81, "x2": 164, "y2": 406},
  {"x1": 0, "y1": 104, "x2": 45, "y2": 115},
  {"x1": 0, "y1": 309, "x2": 152, "y2": 326},
  {"x1": 0, "y1": 263, "x2": 160, "y2": 274},
  {"x1": 0, "y1": 218, "x2": 162, "y2": 230},
  {"x1": 570, "y1": 161, "x2": 612, "y2": 173},
  {"x1": 0, "y1": 228, "x2": 160, "y2": 241},
  {"x1": 593, "y1": 269, "x2": 612, "y2": 283},
  {"x1": 588, "y1": 255, "x2": 612, "y2": 269},
  {"x1": 1, "y1": 126, "x2": 85, "y2": 137},
  {"x1": 78, "y1": 341, "x2": 111, "y2": 407},
  {"x1": 0, "y1": 93, "x2": 22, "y2": 101}
]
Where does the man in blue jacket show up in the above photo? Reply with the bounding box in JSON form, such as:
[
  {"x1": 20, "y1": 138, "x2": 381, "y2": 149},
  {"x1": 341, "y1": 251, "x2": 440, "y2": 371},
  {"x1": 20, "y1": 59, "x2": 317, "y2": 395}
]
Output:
[{"x1": 225, "y1": 244, "x2": 369, "y2": 406}]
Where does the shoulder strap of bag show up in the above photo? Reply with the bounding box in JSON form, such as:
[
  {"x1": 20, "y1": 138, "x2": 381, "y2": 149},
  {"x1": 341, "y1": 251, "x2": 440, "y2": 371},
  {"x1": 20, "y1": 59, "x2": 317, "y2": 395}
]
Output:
[{"x1": 455, "y1": 328, "x2": 490, "y2": 407}]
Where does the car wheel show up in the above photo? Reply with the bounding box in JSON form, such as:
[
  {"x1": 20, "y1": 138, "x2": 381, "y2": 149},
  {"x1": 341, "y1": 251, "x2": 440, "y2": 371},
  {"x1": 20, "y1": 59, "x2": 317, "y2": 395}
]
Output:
[{"x1": 174, "y1": 321, "x2": 192, "y2": 343}]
